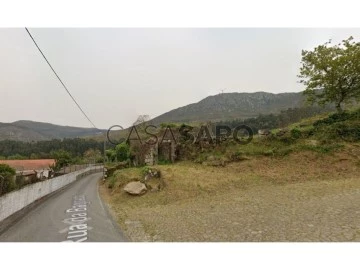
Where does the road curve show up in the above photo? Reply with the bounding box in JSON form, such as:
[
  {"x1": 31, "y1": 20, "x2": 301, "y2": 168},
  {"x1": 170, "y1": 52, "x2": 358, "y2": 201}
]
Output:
[{"x1": 0, "y1": 173, "x2": 127, "y2": 242}]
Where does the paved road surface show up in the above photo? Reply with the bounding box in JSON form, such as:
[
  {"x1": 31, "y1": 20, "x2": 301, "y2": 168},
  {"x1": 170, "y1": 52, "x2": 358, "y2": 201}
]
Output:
[{"x1": 0, "y1": 173, "x2": 127, "y2": 242}]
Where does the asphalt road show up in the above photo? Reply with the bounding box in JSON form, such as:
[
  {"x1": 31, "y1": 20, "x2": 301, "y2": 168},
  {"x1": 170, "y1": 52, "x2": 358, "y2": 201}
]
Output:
[{"x1": 0, "y1": 173, "x2": 127, "y2": 242}]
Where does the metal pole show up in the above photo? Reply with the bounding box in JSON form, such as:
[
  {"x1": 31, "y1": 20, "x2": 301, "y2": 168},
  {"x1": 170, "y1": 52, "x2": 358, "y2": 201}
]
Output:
[{"x1": 103, "y1": 131, "x2": 106, "y2": 178}]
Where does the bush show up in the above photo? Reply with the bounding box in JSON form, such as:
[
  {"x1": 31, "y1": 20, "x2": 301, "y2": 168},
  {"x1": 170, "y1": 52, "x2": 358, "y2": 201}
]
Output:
[
  {"x1": 51, "y1": 149, "x2": 73, "y2": 170},
  {"x1": 314, "y1": 109, "x2": 360, "y2": 127},
  {"x1": 301, "y1": 126, "x2": 315, "y2": 138},
  {"x1": 335, "y1": 122, "x2": 360, "y2": 142},
  {"x1": 291, "y1": 128, "x2": 302, "y2": 139},
  {"x1": 115, "y1": 143, "x2": 130, "y2": 162},
  {"x1": 107, "y1": 176, "x2": 117, "y2": 189},
  {"x1": 0, "y1": 164, "x2": 16, "y2": 195},
  {"x1": 105, "y1": 149, "x2": 117, "y2": 162}
]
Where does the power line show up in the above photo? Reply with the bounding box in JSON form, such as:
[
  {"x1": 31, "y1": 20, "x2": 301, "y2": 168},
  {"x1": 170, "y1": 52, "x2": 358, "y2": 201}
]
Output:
[{"x1": 25, "y1": 27, "x2": 98, "y2": 129}]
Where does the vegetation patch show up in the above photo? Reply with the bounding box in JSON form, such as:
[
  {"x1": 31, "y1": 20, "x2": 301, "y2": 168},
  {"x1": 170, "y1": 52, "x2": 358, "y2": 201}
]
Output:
[{"x1": 0, "y1": 164, "x2": 16, "y2": 195}]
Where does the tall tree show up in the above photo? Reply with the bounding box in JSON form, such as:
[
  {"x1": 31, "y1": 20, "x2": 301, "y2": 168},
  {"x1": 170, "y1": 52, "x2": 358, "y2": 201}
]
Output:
[
  {"x1": 299, "y1": 37, "x2": 360, "y2": 112},
  {"x1": 51, "y1": 149, "x2": 72, "y2": 170}
]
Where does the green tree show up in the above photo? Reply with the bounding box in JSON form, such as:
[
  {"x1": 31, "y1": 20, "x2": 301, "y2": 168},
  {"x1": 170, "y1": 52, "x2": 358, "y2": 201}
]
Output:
[
  {"x1": 83, "y1": 148, "x2": 102, "y2": 163},
  {"x1": 299, "y1": 36, "x2": 360, "y2": 112},
  {"x1": 115, "y1": 143, "x2": 130, "y2": 162},
  {"x1": 105, "y1": 149, "x2": 116, "y2": 162},
  {"x1": 0, "y1": 164, "x2": 16, "y2": 195},
  {"x1": 51, "y1": 149, "x2": 72, "y2": 170}
]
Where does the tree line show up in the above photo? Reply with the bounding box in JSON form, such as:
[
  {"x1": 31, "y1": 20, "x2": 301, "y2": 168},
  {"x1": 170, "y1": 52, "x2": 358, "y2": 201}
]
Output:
[{"x1": 0, "y1": 138, "x2": 105, "y2": 160}]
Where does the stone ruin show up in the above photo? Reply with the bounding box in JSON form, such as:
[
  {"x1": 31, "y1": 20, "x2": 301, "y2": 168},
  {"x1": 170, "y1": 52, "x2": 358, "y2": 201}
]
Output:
[
  {"x1": 130, "y1": 138, "x2": 177, "y2": 166},
  {"x1": 158, "y1": 139, "x2": 177, "y2": 163}
]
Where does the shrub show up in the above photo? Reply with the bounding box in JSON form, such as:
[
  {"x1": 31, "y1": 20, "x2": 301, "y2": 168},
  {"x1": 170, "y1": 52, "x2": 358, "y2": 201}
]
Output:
[
  {"x1": 51, "y1": 149, "x2": 73, "y2": 170},
  {"x1": 105, "y1": 149, "x2": 117, "y2": 162},
  {"x1": 335, "y1": 122, "x2": 360, "y2": 142},
  {"x1": 107, "y1": 176, "x2": 117, "y2": 189},
  {"x1": 115, "y1": 143, "x2": 130, "y2": 162},
  {"x1": 314, "y1": 109, "x2": 360, "y2": 127},
  {"x1": 0, "y1": 164, "x2": 16, "y2": 195},
  {"x1": 141, "y1": 166, "x2": 151, "y2": 176},
  {"x1": 290, "y1": 128, "x2": 302, "y2": 139}
]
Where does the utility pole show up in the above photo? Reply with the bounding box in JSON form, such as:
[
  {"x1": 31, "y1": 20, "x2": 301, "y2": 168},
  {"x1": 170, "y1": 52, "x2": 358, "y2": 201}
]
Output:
[
  {"x1": 103, "y1": 131, "x2": 106, "y2": 178},
  {"x1": 96, "y1": 131, "x2": 107, "y2": 178}
]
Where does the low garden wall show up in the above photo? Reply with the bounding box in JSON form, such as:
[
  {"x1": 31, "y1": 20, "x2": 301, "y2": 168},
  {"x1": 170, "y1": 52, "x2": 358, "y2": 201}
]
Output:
[{"x1": 0, "y1": 165, "x2": 103, "y2": 223}]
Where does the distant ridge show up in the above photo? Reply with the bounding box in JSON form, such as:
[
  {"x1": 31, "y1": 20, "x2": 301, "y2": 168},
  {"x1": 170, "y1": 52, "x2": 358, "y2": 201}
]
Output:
[
  {"x1": 151, "y1": 91, "x2": 305, "y2": 124},
  {"x1": 0, "y1": 120, "x2": 105, "y2": 142},
  {"x1": 1, "y1": 91, "x2": 309, "y2": 142}
]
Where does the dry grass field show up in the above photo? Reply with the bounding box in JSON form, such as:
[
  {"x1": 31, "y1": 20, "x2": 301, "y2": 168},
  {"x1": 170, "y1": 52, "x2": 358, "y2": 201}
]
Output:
[{"x1": 100, "y1": 144, "x2": 360, "y2": 241}]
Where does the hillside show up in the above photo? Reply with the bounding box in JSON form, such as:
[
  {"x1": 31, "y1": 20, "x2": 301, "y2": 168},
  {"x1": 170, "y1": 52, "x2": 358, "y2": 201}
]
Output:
[
  {"x1": 151, "y1": 91, "x2": 305, "y2": 124},
  {"x1": 0, "y1": 120, "x2": 105, "y2": 142},
  {"x1": 0, "y1": 91, "x2": 328, "y2": 142},
  {"x1": 89, "y1": 91, "x2": 333, "y2": 142},
  {"x1": 0, "y1": 123, "x2": 49, "y2": 142},
  {"x1": 101, "y1": 108, "x2": 360, "y2": 241}
]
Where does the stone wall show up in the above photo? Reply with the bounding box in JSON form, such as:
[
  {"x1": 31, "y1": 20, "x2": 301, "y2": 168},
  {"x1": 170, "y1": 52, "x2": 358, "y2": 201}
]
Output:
[{"x1": 158, "y1": 140, "x2": 177, "y2": 163}]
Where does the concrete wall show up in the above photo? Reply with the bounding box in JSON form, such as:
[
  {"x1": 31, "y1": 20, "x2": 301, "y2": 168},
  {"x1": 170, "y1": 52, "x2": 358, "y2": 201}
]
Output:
[{"x1": 0, "y1": 165, "x2": 103, "y2": 223}]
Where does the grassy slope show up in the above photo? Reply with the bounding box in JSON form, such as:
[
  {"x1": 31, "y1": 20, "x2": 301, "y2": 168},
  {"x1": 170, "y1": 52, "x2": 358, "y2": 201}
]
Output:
[{"x1": 100, "y1": 109, "x2": 360, "y2": 241}]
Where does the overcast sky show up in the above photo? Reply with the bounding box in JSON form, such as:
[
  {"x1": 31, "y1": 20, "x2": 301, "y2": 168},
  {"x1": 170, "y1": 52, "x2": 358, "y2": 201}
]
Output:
[{"x1": 1, "y1": 28, "x2": 359, "y2": 129}]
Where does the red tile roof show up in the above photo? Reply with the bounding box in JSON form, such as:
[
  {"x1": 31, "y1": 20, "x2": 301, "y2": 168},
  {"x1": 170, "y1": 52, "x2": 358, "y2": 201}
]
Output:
[{"x1": 0, "y1": 159, "x2": 55, "y2": 171}]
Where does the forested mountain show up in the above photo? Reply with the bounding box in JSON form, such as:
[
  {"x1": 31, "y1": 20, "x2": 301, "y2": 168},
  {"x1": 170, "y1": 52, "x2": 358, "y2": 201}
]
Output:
[
  {"x1": 151, "y1": 91, "x2": 305, "y2": 124},
  {"x1": 0, "y1": 120, "x2": 104, "y2": 142}
]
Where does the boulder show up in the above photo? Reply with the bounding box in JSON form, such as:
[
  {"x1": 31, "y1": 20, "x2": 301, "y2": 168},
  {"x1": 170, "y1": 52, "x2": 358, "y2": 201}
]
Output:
[
  {"x1": 124, "y1": 181, "x2": 147, "y2": 195},
  {"x1": 258, "y1": 129, "x2": 271, "y2": 136}
]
